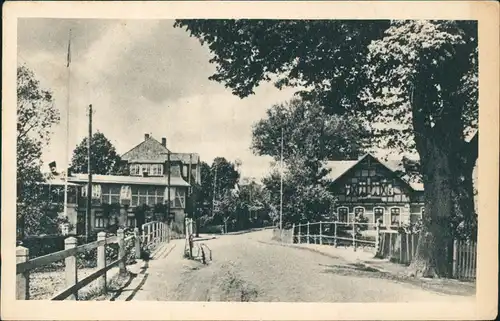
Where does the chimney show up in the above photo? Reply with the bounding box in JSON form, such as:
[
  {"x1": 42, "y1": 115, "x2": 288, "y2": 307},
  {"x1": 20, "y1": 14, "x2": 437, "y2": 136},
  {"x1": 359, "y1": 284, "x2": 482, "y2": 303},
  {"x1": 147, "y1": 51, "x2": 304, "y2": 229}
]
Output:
[
  {"x1": 161, "y1": 137, "x2": 167, "y2": 147},
  {"x1": 144, "y1": 133, "x2": 150, "y2": 141}
]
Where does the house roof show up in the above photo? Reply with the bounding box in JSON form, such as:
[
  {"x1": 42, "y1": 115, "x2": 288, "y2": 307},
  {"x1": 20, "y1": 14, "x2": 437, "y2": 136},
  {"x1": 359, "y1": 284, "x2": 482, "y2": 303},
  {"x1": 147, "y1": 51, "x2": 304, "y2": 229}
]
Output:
[
  {"x1": 323, "y1": 153, "x2": 424, "y2": 191},
  {"x1": 39, "y1": 178, "x2": 81, "y2": 187},
  {"x1": 68, "y1": 174, "x2": 190, "y2": 187},
  {"x1": 121, "y1": 136, "x2": 200, "y2": 164}
]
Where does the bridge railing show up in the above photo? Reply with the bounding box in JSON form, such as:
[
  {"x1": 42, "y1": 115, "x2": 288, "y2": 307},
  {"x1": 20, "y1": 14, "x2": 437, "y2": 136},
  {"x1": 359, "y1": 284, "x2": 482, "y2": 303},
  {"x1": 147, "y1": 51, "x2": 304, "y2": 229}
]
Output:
[
  {"x1": 16, "y1": 222, "x2": 167, "y2": 300},
  {"x1": 141, "y1": 221, "x2": 169, "y2": 247}
]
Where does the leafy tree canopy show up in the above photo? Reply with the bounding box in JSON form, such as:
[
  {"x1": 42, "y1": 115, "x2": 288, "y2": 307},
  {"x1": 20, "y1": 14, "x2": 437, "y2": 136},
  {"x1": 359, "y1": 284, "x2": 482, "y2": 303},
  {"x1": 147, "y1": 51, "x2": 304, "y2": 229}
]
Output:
[
  {"x1": 17, "y1": 65, "x2": 63, "y2": 236},
  {"x1": 70, "y1": 131, "x2": 127, "y2": 175},
  {"x1": 252, "y1": 98, "x2": 369, "y2": 162}
]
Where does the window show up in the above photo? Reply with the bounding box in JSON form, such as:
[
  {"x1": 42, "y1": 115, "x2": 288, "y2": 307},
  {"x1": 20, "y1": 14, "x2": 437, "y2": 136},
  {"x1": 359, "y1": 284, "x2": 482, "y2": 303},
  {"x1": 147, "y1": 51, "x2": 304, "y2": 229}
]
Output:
[
  {"x1": 358, "y1": 181, "x2": 367, "y2": 196},
  {"x1": 130, "y1": 164, "x2": 140, "y2": 175},
  {"x1": 390, "y1": 208, "x2": 401, "y2": 225},
  {"x1": 337, "y1": 207, "x2": 349, "y2": 223},
  {"x1": 150, "y1": 164, "x2": 163, "y2": 176},
  {"x1": 371, "y1": 181, "x2": 381, "y2": 196},
  {"x1": 381, "y1": 180, "x2": 394, "y2": 196},
  {"x1": 127, "y1": 217, "x2": 136, "y2": 228},
  {"x1": 95, "y1": 212, "x2": 107, "y2": 228},
  {"x1": 82, "y1": 184, "x2": 102, "y2": 199},
  {"x1": 182, "y1": 165, "x2": 188, "y2": 177},
  {"x1": 120, "y1": 185, "x2": 132, "y2": 205},
  {"x1": 131, "y1": 186, "x2": 164, "y2": 206},
  {"x1": 345, "y1": 184, "x2": 351, "y2": 196},
  {"x1": 374, "y1": 207, "x2": 384, "y2": 225},
  {"x1": 102, "y1": 185, "x2": 121, "y2": 204},
  {"x1": 168, "y1": 188, "x2": 186, "y2": 208},
  {"x1": 130, "y1": 164, "x2": 163, "y2": 176},
  {"x1": 354, "y1": 207, "x2": 365, "y2": 218}
]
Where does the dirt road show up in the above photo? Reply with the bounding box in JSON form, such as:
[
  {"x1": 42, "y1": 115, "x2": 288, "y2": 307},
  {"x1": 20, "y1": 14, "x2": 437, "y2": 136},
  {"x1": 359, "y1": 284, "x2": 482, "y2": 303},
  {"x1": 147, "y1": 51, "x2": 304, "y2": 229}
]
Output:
[{"x1": 121, "y1": 230, "x2": 475, "y2": 302}]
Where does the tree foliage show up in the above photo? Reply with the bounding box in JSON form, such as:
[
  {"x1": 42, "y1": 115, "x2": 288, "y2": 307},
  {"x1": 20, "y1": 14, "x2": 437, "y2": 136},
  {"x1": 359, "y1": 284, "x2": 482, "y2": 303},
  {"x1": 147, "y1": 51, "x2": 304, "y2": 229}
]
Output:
[
  {"x1": 175, "y1": 19, "x2": 479, "y2": 277},
  {"x1": 70, "y1": 131, "x2": 127, "y2": 175},
  {"x1": 174, "y1": 19, "x2": 389, "y2": 112},
  {"x1": 17, "y1": 65, "x2": 63, "y2": 237},
  {"x1": 252, "y1": 98, "x2": 369, "y2": 162},
  {"x1": 262, "y1": 156, "x2": 336, "y2": 227}
]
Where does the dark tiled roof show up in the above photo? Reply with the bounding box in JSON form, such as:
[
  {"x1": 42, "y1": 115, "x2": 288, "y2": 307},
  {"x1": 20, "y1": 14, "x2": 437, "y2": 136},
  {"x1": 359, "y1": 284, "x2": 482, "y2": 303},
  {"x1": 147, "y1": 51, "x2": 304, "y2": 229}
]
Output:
[{"x1": 121, "y1": 136, "x2": 199, "y2": 164}]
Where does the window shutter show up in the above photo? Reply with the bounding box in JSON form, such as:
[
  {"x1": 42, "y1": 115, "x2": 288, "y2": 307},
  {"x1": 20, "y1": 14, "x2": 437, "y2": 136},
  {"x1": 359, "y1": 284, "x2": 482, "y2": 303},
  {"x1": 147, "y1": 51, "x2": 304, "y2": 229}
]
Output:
[
  {"x1": 164, "y1": 187, "x2": 176, "y2": 201},
  {"x1": 120, "y1": 185, "x2": 131, "y2": 200},
  {"x1": 92, "y1": 184, "x2": 102, "y2": 199}
]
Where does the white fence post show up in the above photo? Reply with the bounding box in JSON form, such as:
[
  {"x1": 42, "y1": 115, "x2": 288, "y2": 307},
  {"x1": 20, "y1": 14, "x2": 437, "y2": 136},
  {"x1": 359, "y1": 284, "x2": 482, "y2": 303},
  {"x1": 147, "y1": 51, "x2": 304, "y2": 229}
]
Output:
[
  {"x1": 452, "y1": 239, "x2": 458, "y2": 278},
  {"x1": 16, "y1": 246, "x2": 29, "y2": 300},
  {"x1": 64, "y1": 237, "x2": 78, "y2": 300},
  {"x1": 298, "y1": 224, "x2": 301, "y2": 244},
  {"x1": 97, "y1": 231, "x2": 107, "y2": 293},
  {"x1": 134, "y1": 227, "x2": 141, "y2": 259},
  {"x1": 334, "y1": 222, "x2": 338, "y2": 248},
  {"x1": 375, "y1": 223, "x2": 380, "y2": 254},
  {"x1": 319, "y1": 221, "x2": 323, "y2": 245},
  {"x1": 292, "y1": 223, "x2": 295, "y2": 244},
  {"x1": 117, "y1": 229, "x2": 126, "y2": 275},
  {"x1": 307, "y1": 222, "x2": 310, "y2": 244},
  {"x1": 352, "y1": 221, "x2": 356, "y2": 252}
]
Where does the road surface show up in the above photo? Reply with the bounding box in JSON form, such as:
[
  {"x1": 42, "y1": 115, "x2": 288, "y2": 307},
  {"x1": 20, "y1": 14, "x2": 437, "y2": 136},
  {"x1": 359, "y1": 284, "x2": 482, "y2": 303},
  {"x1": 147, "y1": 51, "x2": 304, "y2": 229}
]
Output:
[{"x1": 122, "y1": 230, "x2": 474, "y2": 302}]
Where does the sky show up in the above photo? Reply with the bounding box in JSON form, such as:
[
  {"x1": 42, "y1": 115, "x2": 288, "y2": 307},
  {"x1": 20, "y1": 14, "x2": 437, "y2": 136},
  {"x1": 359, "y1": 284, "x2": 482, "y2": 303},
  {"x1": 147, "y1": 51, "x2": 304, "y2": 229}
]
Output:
[{"x1": 17, "y1": 18, "x2": 297, "y2": 180}]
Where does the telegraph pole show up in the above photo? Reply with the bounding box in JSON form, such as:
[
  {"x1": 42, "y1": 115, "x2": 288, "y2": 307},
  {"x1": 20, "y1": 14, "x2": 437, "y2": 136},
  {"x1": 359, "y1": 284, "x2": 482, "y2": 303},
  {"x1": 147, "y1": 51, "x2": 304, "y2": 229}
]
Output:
[
  {"x1": 86, "y1": 104, "x2": 93, "y2": 243},
  {"x1": 212, "y1": 162, "x2": 217, "y2": 216},
  {"x1": 167, "y1": 149, "x2": 171, "y2": 223}
]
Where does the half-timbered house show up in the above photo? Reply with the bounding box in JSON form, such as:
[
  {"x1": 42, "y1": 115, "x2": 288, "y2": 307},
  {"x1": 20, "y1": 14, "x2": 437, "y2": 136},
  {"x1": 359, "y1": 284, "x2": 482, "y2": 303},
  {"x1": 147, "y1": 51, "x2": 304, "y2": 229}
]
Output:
[{"x1": 324, "y1": 153, "x2": 424, "y2": 228}]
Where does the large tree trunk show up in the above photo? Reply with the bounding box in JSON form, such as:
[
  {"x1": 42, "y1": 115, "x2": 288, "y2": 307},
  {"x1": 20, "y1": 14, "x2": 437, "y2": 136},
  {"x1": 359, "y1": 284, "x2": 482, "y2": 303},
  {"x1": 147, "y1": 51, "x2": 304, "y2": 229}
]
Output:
[
  {"x1": 408, "y1": 81, "x2": 477, "y2": 278},
  {"x1": 409, "y1": 138, "x2": 456, "y2": 278}
]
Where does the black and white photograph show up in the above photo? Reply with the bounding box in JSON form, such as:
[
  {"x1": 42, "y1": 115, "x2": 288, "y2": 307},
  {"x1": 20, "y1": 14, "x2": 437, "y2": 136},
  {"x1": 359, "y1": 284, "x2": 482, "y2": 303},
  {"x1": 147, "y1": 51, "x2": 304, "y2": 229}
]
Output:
[{"x1": 2, "y1": 1, "x2": 498, "y2": 320}]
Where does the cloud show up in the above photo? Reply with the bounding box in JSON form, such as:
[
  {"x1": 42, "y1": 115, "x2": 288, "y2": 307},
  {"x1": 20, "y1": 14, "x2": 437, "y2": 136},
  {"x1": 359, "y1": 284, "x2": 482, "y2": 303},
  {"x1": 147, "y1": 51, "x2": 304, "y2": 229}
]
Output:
[{"x1": 18, "y1": 18, "x2": 298, "y2": 180}]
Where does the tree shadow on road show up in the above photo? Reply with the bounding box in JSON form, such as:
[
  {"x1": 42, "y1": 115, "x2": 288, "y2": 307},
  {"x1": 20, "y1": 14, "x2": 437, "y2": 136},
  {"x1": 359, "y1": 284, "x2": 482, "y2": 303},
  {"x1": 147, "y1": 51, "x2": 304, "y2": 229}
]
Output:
[
  {"x1": 107, "y1": 260, "x2": 150, "y2": 301},
  {"x1": 320, "y1": 263, "x2": 476, "y2": 296}
]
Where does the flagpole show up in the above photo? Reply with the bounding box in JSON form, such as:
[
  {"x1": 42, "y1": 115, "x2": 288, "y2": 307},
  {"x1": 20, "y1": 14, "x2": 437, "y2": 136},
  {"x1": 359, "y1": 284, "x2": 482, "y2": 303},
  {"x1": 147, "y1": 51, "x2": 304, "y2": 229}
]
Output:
[
  {"x1": 280, "y1": 127, "x2": 284, "y2": 239},
  {"x1": 63, "y1": 29, "x2": 72, "y2": 219}
]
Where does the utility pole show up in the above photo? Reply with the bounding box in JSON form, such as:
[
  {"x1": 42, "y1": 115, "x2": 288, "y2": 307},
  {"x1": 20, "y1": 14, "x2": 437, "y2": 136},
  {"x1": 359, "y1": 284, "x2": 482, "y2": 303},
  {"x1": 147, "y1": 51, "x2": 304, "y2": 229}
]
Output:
[
  {"x1": 188, "y1": 153, "x2": 192, "y2": 235},
  {"x1": 167, "y1": 150, "x2": 171, "y2": 225},
  {"x1": 212, "y1": 162, "x2": 217, "y2": 216},
  {"x1": 86, "y1": 104, "x2": 93, "y2": 243},
  {"x1": 280, "y1": 128, "x2": 284, "y2": 239}
]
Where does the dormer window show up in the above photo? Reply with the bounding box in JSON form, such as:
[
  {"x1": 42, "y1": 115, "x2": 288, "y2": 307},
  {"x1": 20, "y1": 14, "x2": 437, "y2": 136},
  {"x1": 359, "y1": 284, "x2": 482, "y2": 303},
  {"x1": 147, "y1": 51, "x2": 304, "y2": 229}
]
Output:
[{"x1": 129, "y1": 163, "x2": 163, "y2": 176}]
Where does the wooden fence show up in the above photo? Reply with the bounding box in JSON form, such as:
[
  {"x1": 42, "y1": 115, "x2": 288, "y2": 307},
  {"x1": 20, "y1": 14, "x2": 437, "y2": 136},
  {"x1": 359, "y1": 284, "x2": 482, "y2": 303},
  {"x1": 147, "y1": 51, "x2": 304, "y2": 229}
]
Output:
[
  {"x1": 16, "y1": 221, "x2": 168, "y2": 300},
  {"x1": 453, "y1": 239, "x2": 477, "y2": 280},
  {"x1": 290, "y1": 221, "x2": 391, "y2": 252},
  {"x1": 377, "y1": 231, "x2": 477, "y2": 280}
]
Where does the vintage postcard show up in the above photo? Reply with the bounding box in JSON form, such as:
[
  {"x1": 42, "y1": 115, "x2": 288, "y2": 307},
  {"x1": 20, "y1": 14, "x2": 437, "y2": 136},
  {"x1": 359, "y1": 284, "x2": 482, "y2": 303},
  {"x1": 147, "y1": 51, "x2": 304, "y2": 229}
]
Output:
[{"x1": 2, "y1": 1, "x2": 499, "y2": 320}]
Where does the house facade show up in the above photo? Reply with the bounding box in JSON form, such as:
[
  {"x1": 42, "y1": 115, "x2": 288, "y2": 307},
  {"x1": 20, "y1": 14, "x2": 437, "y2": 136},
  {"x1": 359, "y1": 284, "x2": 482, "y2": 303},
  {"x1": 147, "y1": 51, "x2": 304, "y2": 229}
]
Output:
[
  {"x1": 45, "y1": 134, "x2": 200, "y2": 236},
  {"x1": 324, "y1": 154, "x2": 424, "y2": 228}
]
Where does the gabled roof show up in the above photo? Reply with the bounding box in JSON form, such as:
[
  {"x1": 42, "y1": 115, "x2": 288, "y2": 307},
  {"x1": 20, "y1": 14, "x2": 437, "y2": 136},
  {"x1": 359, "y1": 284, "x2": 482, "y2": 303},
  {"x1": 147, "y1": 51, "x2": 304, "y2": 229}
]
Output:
[
  {"x1": 121, "y1": 136, "x2": 171, "y2": 163},
  {"x1": 323, "y1": 153, "x2": 424, "y2": 191},
  {"x1": 121, "y1": 136, "x2": 200, "y2": 164}
]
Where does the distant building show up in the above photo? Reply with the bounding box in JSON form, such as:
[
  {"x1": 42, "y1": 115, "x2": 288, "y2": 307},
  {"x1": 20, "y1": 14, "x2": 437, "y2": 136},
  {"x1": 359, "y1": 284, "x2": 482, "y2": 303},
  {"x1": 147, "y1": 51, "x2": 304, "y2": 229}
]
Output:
[
  {"x1": 324, "y1": 153, "x2": 425, "y2": 228},
  {"x1": 44, "y1": 133, "x2": 200, "y2": 235}
]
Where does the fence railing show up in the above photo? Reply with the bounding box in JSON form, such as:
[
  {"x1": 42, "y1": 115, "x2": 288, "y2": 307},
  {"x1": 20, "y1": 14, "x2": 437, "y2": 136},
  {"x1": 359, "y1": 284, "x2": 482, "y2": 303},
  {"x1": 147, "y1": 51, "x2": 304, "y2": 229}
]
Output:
[
  {"x1": 16, "y1": 221, "x2": 167, "y2": 300},
  {"x1": 141, "y1": 221, "x2": 169, "y2": 247},
  {"x1": 287, "y1": 221, "x2": 389, "y2": 252},
  {"x1": 453, "y1": 239, "x2": 477, "y2": 280},
  {"x1": 377, "y1": 230, "x2": 477, "y2": 281}
]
